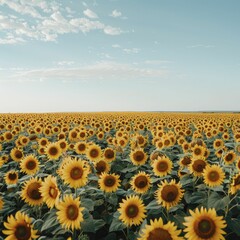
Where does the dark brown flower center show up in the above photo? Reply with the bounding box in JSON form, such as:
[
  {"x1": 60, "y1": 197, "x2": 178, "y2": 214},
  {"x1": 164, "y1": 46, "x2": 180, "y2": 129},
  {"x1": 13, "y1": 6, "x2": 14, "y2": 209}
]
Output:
[
  {"x1": 80, "y1": 132, "x2": 85, "y2": 138},
  {"x1": 234, "y1": 175, "x2": 240, "y2": 186},
  {"x1": 181, "y1": 156, "x2": 191, "y2": 166},
  {"x1": 164, "y1": 139, "x2": 170, "y2": 146},
  {"x1": 126, "y1": 204, "x2": 139, "y2": 218},
  {"x1": 49, "y1": 186, "x2": 58, "y2": 198},
  {"x1": 134, "y1": 176, "x2": 148, "y2": 189},
  {"x1": 208, "y1": 171, "x2": 220, "y2": 182},
  {"x1": 192, "y1": 160, "x2": 206, "y2": 173},
  {"x1": 104, "y1": 176, "x2": 116, "y2": 187},
  {"x1": 6, "y1": 133, "x2": 13, "y2": 140},
  {"x1": 194, "y1": 148, "x2": 202, "y2": 156},
  {"x1": 8, "y1": 172, "x2": 17, "y2": 180},
  {"x1": 26, "y1": 160, "x2": 37, "y2": 170},
  {"x1": 104, "y1": 149, "x2": 114, "y2": 159},
  {"x1": 15, "y1": 223, "x2": 31, "y2": 240},
  {"x1": 161, "y1": 185, "x2": 178, "y2": 202},
  {"x1": 90, "y1": 148, "x2": 99, "y2": 158},
  {"x1": 225, "y1": 153, "x2": 233, "y2": 162},
  {"x1": 71, "y1": 132, "x2": 77, "y2": 138},
  {"x1": 70, "y1": 167, "x2": 83, "y2": 180},
  {"x1": 96, "y1": 161, "x2": 107, "y2": 173},
  {"x1": 194, "y1": 217, "x2": 216, "y2": 239},
  {"x1": 15, "y1": 150, "x2": 23, "y2": 159},
  {"x1": 66, "y1": 204, "x2": 79, "y2": 220},
  {"x1": 78, "y1": 144, "x2": 86, "y2": 151},
  {"x1": 133, "y1": 151, "x2": 145, "y2": 162},
  {"x1": 41, "y1": 140, "x2": 47, "y2": 146},
  {"x1": 60, "y1": 142, "x2": 66, "y2": 149},
  {"x1": 27, "y1": 182, "x2": 42, "y2": 200},
  {"x1": 157, "y1": 161, "x2": 168, "y2": 172},
  {"x1": 147, "y1": 228, "x2": 173, "y2": 240},
  {"x1": 49, "y1": 146, "x2": 58, "y2": 156}
]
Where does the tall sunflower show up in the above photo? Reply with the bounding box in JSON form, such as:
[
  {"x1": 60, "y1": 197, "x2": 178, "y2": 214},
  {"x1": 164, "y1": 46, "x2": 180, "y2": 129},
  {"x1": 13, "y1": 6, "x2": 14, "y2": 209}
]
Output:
[
  {"x1": 189, "y1": 157, "x2": 207, "y2": 177},
  {"x1": 155, "y1": 179, "x2": 184, "y2": 210},
  {"x1": 138, "y1": 218, "x2": 183, "y2": 240},
  {"x1": 61, "y1": 158, "x2": 89, "y2": 188},
  {"x1": 21, "y1": 178, "x2": 43, "y2": 206},
  {"x1": 103, "y1": 148, "x2": 116, "y2": 162},
  {"x1": 152, "y1": 156, "x2": 172, "y2": 177},
  {"x1": 223, "y1": 151, "x2": 236, "y2": 165},
  {"x1": 118, "y1": 195, "x2": 146, "y2": 227},
  {"x1": 74, "y1": 141, "x2": 87, "y2": 155},
  {"x1": 56, "y1": 194, "x2": 84, "y2": 230},
  {"x1": 2, "y1": 211, "x2": 38, "y2": 240},
  {"x1": 98, "y1": 172, "x2": 121, "y2": 193},
  {"x1": 130, "y1": 172, "x2": 151, "y2": 194},
  {"x1": 20, "y1": 155, "x2": 40, "y2": 175},
  {"x1": 45, "y1": 142, "x2": 62, "y2": 160},
  {"x1": 183, "y1": 207, "x2": 226, "y2": 240},
  {"x1": 4, "y1": 170, "x2": 18, "y2": 185},
  {"x1": 39, "y1": 175, "x2": 60, "y2": 209},
  {"x1": 130, "y1": 148, "x2": 148, "y2": 165},
  {"x1": 10, "y1": 148, "x2": 24, "y2": 162},
  {"x1": 203, "y1": 165, "x2": 225, "y2": 187},
  {"x1": 94, "y1": 159, "x2": 110, "y2": 175},
  {"x1": 191, "y1": 145, "x2": 206, "y2": 158}
]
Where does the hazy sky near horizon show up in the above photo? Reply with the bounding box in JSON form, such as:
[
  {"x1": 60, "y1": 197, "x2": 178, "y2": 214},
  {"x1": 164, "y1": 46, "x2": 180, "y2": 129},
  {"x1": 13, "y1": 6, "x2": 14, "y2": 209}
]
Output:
[{"x1": 0, "y1": 0, "x2": 240, "y2": 112}]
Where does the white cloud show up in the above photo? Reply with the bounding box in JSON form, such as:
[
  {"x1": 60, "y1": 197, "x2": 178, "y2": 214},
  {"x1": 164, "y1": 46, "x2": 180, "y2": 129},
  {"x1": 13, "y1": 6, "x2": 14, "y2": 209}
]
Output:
[
  {"x1": 110, "y1": 9, "x2": 122, "y2": 18},
  {"x1": 5, "y1": 61, "x2": 167, "y2": 82},
  {"x1": 123, "y1": 48, "x2": 140, "y2": 54},
  {"x1": 104, "y1": 26, "x2": 122, "y2": 35},
  {"x1": 145, "y1": 60, "x2": 172, "y2": 65},
  {"x1": 0, "y1": 36, "x2": 25, "y2": 44},
  {"x1": 112, "y1": 44, "x2": 121, "y2": 48},
  {"x1": 57, "y1": 61, "x2": 75, "y2": 66},
  {"x1": 187, "y1": 44, "x2": 215, "y2": 49},
  {"x1": 83, "y1": 9, "x2": 98, "y2": 19}
]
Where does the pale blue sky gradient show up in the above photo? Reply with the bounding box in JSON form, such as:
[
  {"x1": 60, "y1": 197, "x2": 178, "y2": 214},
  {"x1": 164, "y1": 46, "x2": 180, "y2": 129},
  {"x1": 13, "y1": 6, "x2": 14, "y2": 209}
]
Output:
[{"x1": 0, "y1": 0, "x2": 240, "y2": 112}]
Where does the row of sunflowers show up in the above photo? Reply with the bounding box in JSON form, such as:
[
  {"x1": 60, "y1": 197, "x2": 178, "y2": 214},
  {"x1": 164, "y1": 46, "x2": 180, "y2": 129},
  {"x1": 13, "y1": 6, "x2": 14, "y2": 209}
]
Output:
[{"x1": 0, "y1": 112, "x2": 240, "y2": 239}]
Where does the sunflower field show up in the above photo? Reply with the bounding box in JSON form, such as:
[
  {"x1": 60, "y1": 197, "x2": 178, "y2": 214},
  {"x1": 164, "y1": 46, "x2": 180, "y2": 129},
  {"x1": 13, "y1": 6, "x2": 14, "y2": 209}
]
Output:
[{"x1": 1, "y1": 112, "x2": 240, "y2": 240}]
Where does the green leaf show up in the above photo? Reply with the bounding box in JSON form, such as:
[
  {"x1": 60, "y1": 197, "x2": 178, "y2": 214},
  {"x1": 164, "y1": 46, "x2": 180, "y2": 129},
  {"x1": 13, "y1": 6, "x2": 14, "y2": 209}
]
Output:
[
  {"x1": 146, "y1": 199, "x2": 160, "y2": 210},
  {"x1": 109, "y1": 211, "x2": 126, "y2": 232},
  {"x1": 228, "y1": 218, "x2": 240, "y2": 236},
  {"x1": 207, "y1": 191, "x2": 230, "y2": 211},
  {"x1": 81, "y1": 198, "x2": 94, "y2": 212}
]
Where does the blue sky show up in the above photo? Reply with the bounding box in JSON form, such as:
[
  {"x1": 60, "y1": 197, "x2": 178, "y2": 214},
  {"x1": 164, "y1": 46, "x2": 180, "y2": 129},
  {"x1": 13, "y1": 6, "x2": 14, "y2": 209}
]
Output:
[{"x1": 0, "y1": 0, "x2": 240, "y2": 112}]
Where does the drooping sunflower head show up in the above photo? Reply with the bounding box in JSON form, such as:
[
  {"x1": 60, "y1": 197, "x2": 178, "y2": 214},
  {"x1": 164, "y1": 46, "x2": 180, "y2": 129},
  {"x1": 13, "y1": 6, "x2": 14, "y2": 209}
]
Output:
[
  {"x1": 56, "y1": 194, "x2": 84, "y2": 230},
  {"x1": 138, "y1": 217, "x2": 183, "y2": 240},
  {"x1": 152, "y1": 156, "x2": 172, "y2": 177},
  {"x1": 4, "y1": 170, "x2": 19, "y2": 185},
  {"x1": 61, "y1": 158, "x2": 89, "y2": 188},
  {"x1": 155, "y1": 179, "x2": 184, "y2": 210},
  {"x1": 98, "y1": 172, "x2": 121, "y2": 193},
  {"x1": 10, "y1": 148, "x2": 24, "y2": 162},
  {"x1": 130, "y1": 171, "x2": 151, "y2": 194},
  {"x1": 103, "y1": 148, "x2": 116, "y2": 162},
  {"x1": 183, "y1": 207, "x2": 226, "y2": 240},
  {"x1": 20, "y1": 154, "x2": 40, "y2": 175},
  {"x1": 130, "y1": 148, "x2": 148, "y2": 165},
  {"x1": 45, "y1": 142, "x2": 62, "y2": 160},
  {"x1": 86, "y1": 144, "x2": 102, "y2": 162},
  {"x1": 39, "y1": 175, "x2": 60, "y2": 209},
  {"x1": 189, "y1": 157, "x2": 208, "y2": 177},
  {"x1": 2, "y1": 211, "x2": 38, "y2": 240},
  {"x1": 21, "y1": 177, "x2": 43, "y2": 206},
  {"x1": 223, "y1": 151, "x2": 236, "y2": 165},
  {"x1": 118, "y1": 195, "x2": 146, "y2": 227},
  {"x1": 203, "y1": 165, "x2": 225, "y2": 187},
  {"x1": 229, "y1": 173, "x2": 240, "y2": 195}
]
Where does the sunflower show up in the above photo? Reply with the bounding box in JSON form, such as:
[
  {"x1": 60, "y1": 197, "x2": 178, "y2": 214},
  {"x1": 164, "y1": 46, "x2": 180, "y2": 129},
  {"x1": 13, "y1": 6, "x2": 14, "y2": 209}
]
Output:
[
  {"x1": 223, "y1": 151, "x2": 236, "y2": 165},
  {"x1": 103, "y1": 148, "x2": 116, "y2": 162},
  {"x1": 189, "y1": 158, "x2": 207, "y2": 177},
  {"x1": 94, "y1": 159, "x2": 110, "y2": 175},
  {"x1": 86, "y1": 144, "x2": 102, "y2": 162},
  {"x1": 56, "y1": 194, "x2": 84, "y2": 230},
  {"x1": 155, "y1": 139, "x2": 164, "y2": 150},
  {"x1": 20, "y1": 155, "x2": 40, "y2": 175},
  {"x1": 74, "y1": 141, "x2": 87, "y2": 155},
  {"x1": 39, "y1": 175, "x2": 60, "y2": 209},
  {"x1": 130, "y1": 148, "x2": 148, "y2": 165},
  {"x1": 45, "y1": 142, "x2": 62, "y2": 160},
  {"x1": 229, "y1": 173, "x2": 240, "y2": 195},
  {"x1": 130, "y1": 172, "x2": 151, "y2": 194},
  {"x1": 203, "y1": 165, "x2": 225, "y2": 187},
  {"x1": 3, "y1": 131, "x2": 13, "y2": 142},
  {"x1": 5, "y1": 170, "x2": 18, "y2": 185},
  {"x1": 118, "y1": 195, "x2": 146, "y2": 227},
  {"x1": 58, "y1": 139, "x2": 68, "y2": 152},
  {"x1": 138, "y1": 217, "x2": 183, "y2": 240},
  {"x1": 191, "y1": 145, "x2": 205, "y2": 158},
  {"x1": 20, "y1": 136, "x2": 30, "y2": 146},
  {"x1": 38, "y1": 137, "x2": 49, "y2": 147},
  {"x1": 98, "y1": 172, "x2": 121, "y2": 192},
  {"x1": 155, "y1": 179, "x2": 184, "y2": 210},
  {"x1": 213, "y1": 139, "x2": 224, "y2": 150},
  {"x1": 179, "y1": 156, "x2": 192, "y2": 167},
  {"x1": 2, "y1": 211, "x2": 38, "y2": 240},
  {"x1": 236, "y1": 157, "x2": 240, "y2": 171},
  {"x1": 61, "y1": 158, "x2": 89, "y2": 188},
  {"x1": 0, "y1": 196, "x2": 3, "y2": 210},
  {"x1": 183, "y1": 207, "x2": 226, "y2": 240},
  {"x1": 152, "y1": 156, "x2": 172, "y2": 177},
  {"x1": 10, "y1": 148, "x2": 24, "y2": 162},
  {"x1": 21, "y1": 178, "x2": 43, "y2": 206}
]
